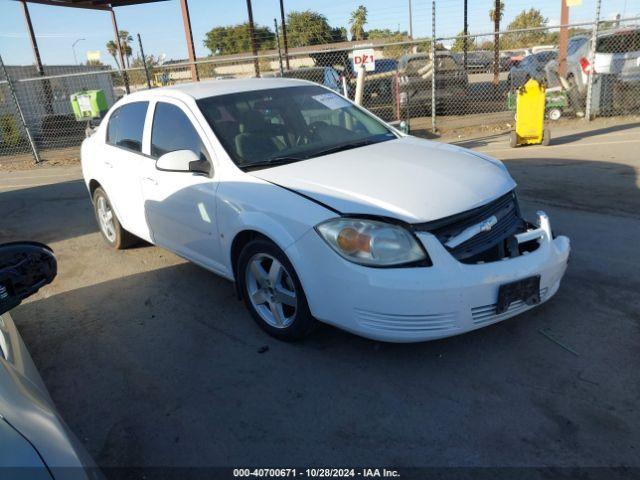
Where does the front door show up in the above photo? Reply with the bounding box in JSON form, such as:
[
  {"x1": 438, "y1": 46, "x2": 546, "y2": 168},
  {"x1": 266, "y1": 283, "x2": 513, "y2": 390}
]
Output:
[{"x1": 139, "y1": 99, "x2": 225, "y2": 274}]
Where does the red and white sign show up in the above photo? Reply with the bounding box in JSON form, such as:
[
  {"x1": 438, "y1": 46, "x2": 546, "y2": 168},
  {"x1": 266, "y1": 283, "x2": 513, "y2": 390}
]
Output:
[{"x1": 353, "y1": 48, "x2": 376, "y2": 72}]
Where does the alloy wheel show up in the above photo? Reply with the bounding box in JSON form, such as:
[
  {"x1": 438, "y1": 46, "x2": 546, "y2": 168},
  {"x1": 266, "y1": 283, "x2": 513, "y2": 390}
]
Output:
[
  {"x1": 96, "y1": 195, "x2": 116, "y2": 243},
  {"x1": 245, "y1": 253, "x2": 297, "y2": 328}
]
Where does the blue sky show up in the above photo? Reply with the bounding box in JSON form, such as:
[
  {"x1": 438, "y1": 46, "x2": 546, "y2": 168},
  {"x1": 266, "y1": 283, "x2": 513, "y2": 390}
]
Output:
[{"x1": 0, "y1": 0, "x2": 636, "y2": 67}]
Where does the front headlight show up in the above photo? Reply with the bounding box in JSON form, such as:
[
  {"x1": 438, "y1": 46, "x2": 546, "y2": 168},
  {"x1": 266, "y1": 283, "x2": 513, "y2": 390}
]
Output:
[{"x1": 315, "y1": 218, "x2": 430, "y2": 267}]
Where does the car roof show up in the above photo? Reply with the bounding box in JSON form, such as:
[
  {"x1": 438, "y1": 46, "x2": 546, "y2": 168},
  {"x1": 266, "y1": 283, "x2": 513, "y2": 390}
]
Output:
[
  {"x1": 400, "y1": 51, "x2": 453, "y2": 60},
  {"x1": 126, "y1": 77, "x2": 316, "y2": 101}
]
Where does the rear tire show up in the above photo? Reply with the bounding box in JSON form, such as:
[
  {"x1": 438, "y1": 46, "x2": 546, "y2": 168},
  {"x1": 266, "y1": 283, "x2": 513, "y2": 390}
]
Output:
[
  {"x1": 92, "y1": 187, "x2": 136, "y2": 249},
  {"x1": 542, "y1": 128, "x2": 551, "y2": 146},
  {"x1": 238, "y1": 238, "x2": 315, "y2": 341}
]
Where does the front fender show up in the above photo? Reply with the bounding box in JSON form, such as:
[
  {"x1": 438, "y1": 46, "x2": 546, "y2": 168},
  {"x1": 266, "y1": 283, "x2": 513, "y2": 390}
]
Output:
[{"x1": 216, "y1": 177, "x2": 335, "y2": 277}]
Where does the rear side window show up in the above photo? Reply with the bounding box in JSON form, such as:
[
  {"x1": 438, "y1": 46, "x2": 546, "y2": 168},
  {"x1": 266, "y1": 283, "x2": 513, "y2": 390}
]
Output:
[
  {"x1": 106, "y1": 101, "x2": 148, "y2": 152},
  {"x1": 597, "y1": 31, "x2": 640, "y2": 53},
  {"x1": 151, "y1": 102, "x2": 208, "y2": 161}
]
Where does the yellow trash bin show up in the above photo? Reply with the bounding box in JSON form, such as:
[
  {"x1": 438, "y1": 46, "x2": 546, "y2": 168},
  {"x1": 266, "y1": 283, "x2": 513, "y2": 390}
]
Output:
[{"x1": 510, "y1": 78, "x2": 551, "y2": 148}]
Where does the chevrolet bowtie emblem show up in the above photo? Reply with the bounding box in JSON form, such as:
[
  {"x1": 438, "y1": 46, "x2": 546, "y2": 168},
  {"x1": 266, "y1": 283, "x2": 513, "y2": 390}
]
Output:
[
  {"x1": 445, "y1": 215, "x2": 498, "y2": 249},
  {"x1": 479, "y1": 215, "x2": 498, "y2": 232}
]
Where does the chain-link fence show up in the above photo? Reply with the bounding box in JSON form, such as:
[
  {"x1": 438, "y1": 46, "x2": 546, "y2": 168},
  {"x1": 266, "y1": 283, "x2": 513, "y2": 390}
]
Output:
[{"x1": 1, "y1": 15, "x2": 639, "y2": 167}]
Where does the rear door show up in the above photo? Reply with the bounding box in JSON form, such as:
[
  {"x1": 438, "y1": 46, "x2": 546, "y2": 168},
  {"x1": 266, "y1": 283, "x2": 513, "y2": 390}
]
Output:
[
  {"x1": 139, "y1": 99, "x2": 224, "y2": 273},
  {"x1": 103, "y1": 101, "x2": 152, "y2": 241}
]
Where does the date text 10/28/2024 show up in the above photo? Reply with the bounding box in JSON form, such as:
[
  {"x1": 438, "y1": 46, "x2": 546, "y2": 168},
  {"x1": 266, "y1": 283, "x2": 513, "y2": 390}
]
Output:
[{"x1": 233, "y1": 468, "x2": 401, "y2": 478}]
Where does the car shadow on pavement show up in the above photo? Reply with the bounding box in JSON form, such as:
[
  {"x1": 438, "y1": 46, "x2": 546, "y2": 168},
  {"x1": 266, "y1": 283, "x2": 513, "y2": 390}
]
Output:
[
  {"x1": 0, "y1": 179, "x2": 97, "y2": 244},
  {"x1": 502, "y1": 157, "x2": 640, "y2": 218},
  {"x1": 10, "y1": 257, "x2": 577, "y2": 468},
  {"x1": 549, "y1": 121, "x2": 640, "y2": 146},
  {"x1": 13, "y1": 246, "x2": 640, "y2": 468}
]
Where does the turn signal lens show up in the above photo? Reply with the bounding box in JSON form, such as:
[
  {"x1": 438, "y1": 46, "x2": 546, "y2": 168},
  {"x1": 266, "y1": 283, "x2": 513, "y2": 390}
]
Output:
[
  {"x1": 316, "y1": 218, "x2": 429, "y2": 267},
  {"x1": 336, "y1": 227, "x2": 371, "y2": 254}
]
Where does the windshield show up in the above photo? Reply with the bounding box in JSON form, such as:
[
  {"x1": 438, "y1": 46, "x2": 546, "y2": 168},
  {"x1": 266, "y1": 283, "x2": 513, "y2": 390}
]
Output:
[{"x1": 197, "y1": 85, "x2": 395, "y2": 169}]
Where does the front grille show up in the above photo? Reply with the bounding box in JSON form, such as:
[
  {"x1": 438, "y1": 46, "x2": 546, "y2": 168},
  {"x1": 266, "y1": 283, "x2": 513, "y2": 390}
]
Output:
[{"x1": 414, "y1": 191, "x2": 524, "y2": 262}]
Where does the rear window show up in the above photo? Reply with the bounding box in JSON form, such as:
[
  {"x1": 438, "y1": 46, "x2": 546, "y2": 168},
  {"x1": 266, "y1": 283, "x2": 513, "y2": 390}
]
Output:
[
  {"x1": 597, "y1": 31, "x2": 640, "y2": 54},
  {"x1": 568, "y1": 37, "x2": 588, "y2": 55},
  {"x1": 375, "y1": 60, "x2": 397, "y2": 73},
  {"x1": 106, "y1": 102, "x2": 148, "y2": 152}
]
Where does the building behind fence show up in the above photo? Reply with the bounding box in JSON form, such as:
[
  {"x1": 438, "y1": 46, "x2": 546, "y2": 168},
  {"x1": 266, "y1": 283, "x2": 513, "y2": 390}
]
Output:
[{"x1": 1, "y1": 15, "x2": 639, "y2": 166}]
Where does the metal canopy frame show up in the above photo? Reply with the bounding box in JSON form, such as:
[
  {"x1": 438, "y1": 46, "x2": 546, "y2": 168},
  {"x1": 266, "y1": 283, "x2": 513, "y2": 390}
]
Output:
[{"x1": 13, "y1": 0, "x2": 199, "y2": 85}]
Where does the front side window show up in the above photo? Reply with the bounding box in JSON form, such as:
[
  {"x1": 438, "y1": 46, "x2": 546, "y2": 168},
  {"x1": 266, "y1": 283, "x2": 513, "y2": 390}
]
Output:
[
  {"x1": 197, "y1": 85, "x2": 395, "y2": 170},
  {"x1": 151, "y1": 102, "x2": 208, "y2": 162},
  {"x1": 106, "y1": 102, "x2": 148, "y2": 152}
]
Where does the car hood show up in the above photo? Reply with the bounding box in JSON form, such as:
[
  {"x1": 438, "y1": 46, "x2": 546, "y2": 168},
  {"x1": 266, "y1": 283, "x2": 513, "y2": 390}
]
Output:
[{"x1": 250, "y1": 136, "x2": 516, "y2": 223}]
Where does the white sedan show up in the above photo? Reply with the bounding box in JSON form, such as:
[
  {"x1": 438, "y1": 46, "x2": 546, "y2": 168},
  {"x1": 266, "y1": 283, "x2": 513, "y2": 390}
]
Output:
[{"x1": 81, "y1": 78, "x2": 570, "y2": 342}]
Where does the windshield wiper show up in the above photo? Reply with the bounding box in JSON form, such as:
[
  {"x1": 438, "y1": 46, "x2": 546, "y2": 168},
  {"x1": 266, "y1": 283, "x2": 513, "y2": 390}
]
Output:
[
  {"x1": 239, "y1": 156, "x2": 304, "y2": 171},
  {"x1": 305, "y1": 135, "x2": 394, "y2": 159}
]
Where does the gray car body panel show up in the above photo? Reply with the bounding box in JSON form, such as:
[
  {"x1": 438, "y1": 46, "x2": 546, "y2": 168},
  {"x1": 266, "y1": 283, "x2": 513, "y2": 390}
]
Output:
[{"x1": 0, "y1": 312, "x2": 98, "y2": 479}]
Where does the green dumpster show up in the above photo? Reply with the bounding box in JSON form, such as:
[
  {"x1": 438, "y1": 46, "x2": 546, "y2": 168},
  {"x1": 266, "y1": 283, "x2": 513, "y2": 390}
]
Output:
[{"x1": 70, "y1": 90, "x2": 108, "y2": 121}]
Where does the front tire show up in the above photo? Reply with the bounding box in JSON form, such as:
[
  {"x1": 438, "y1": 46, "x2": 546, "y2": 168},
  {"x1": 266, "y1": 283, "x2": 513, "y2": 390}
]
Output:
[
  {"x1": 238, "y1": 239, "x2": 315, "y2": 341},
  {"x1": 92, "y1": 187, "x2": 135, "y2": 249}
]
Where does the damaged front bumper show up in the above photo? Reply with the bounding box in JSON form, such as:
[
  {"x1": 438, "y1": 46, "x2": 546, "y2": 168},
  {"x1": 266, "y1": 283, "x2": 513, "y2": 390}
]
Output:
[{"x1": 287, "y1": 211, "x2": 570, "y2": 343}]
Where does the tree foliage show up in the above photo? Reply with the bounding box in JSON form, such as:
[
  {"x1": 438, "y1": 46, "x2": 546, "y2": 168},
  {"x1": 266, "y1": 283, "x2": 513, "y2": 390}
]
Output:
[
  {"x1": 367, "y1": 29, "x2": 409, "y2": 57},
  {"x1": 203, "y1": 23, "x2": 275, "y2": 55},
  {"x1": 285, "y1": 10, "x2": 335, "y2": 47},
  {"x1": 504, "y1": 8, "x2": 549, "y2": 48},
  {"x1": 451, "y1": 30, "x2": 477, "y2": 53},
  {"x1": 489, "y1": 1, "x2": 505, "y2": 23},
  {"x1": 106, "y1": 35, "x2": 132, "y2": 69},
  {"x1": 349, "y1": 5, "x2": 368, "y2": 41},
  {"x1": 119, "y1": 30, "x2": 133, "y2": 68}
]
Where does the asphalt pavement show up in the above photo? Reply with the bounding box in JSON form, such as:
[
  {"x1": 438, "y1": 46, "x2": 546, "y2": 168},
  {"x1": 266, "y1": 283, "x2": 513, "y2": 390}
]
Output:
[{"x1": 1, "y1": 119, "x2": 639, "y2": 471}]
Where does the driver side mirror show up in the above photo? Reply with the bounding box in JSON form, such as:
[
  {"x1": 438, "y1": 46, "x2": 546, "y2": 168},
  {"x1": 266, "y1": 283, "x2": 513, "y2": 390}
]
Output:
[
  {"x1": 0, "y1": 242, "x2": 57, "y2": 315},
  {"x1": 156, "y1": 150, "x2": 210, "y2": 175}
]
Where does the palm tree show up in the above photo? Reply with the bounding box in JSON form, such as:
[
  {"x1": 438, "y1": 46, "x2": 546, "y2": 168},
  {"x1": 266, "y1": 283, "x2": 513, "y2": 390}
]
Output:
[
  {"x1": 349, "y1": 5, "x2": 368, "y2": 41},
  {"x1": 106, "y1": 40, "x2": 121, "y2": 69},
  {"x1": 489, "y1": 0, "x2": 505, "y2": 85},
  {"x1": 119, "y1": 30, "x2": 134, "y2": 68}
]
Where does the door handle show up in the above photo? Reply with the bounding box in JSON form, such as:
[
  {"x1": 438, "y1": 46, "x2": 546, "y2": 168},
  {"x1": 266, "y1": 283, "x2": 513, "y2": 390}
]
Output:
[
  {"x1": 142, "y1": 176, "x2": 158, "y2": 186},
  {"x1": 104, "y1": 160, "x2": 113, "y2": 168}
]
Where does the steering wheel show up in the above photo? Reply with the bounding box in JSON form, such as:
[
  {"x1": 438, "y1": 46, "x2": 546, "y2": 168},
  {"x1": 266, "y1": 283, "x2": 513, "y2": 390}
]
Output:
[
  {"x1": 306, "y1": 121, "x2": 330, "y2": 141},
  {"x1": 294, "y1": 121, "x2": 328, "y2": 146}
]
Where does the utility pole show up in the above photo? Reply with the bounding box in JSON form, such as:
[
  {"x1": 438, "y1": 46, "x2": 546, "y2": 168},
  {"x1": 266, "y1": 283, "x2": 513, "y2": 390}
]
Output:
[
  {"x1": 585, "y1": 0, "x2": 602, "y2": 120},
  {"x1": 279, "y1": 0, "x2": 290, "y2": 70},
  {"x1": 431, "y1": 0, "x2": 436, "y2": 133},
  {"x1": 274, "y1": 19, "x2": 284, "y2": 76},
  {"x1": 246, "y1": 0, "x2": 260, "y2": 77},
  {"x1": 463, "y1": 0, "x2": 468, "y2": 71},
  {"x1": 558, "y1": 0, "x2": 569, "y2": 77},
  {"x1": 408, "y1": 0, "x2": 413, "y2": 39},
  {"x1": 137, "y1": 33, "x2": 151, "y2": 89},
  {"x1": 492, "y1": 0, "x2": 501, "y2": 85}
]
